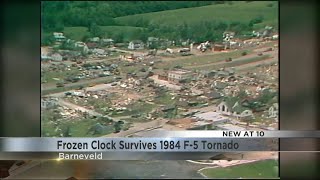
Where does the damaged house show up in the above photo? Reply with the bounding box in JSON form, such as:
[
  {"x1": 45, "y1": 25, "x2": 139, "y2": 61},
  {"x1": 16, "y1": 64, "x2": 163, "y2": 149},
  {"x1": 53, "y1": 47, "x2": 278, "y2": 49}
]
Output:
[
  {"x1": 217, "y1": 98, "x2": 254, "y2": 120},
  {"x1": 146, "y1": 37, "x2": 159, "y2": 48},
  {"x1": 101, "y1": 38, "x2": 114, "y2": 47},
  {"x1": 168, "y1": 69, "x2": 193, "y2": 83},
  {"x1": 128, "y1": 40, "x2": 145, "y2": 50},
  {"x1": 41, "y1": 97, "x2": 58, "y2": 109},
  {"x1": 53, "y1": 32, "x2": 66, "y2": 42},
  {"x1": 74, "y1": 42, "x2": 89, "y2": 54}
]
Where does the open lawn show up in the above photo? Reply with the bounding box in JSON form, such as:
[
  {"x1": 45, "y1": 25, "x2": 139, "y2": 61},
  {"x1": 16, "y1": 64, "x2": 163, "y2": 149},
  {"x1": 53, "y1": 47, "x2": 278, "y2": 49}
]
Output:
[
  {"x1": 115, "y1": 1, "x2": 278, "y2": 29},
  {"x1": 200, "y1": 159, "x2": 278, "y2": 179}
]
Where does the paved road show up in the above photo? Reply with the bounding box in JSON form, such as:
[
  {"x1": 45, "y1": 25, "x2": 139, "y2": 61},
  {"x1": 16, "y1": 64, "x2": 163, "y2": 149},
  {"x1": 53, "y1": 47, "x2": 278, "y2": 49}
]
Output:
[
  {"x1": 42, "y1": 76, "x2": 114, "y2": 91},
  {"x1": 108, "y1": 48, "x2": 145, "y2": 56},
  {"x1": 235, "y1": 57, "x2": 278, "y2": 72},
  {"x1": 45, "y1": 82, "x2": 117, "y2": 98},
  {"x1": 185, "y1": 50, "x2": 277, "y2": 69}
]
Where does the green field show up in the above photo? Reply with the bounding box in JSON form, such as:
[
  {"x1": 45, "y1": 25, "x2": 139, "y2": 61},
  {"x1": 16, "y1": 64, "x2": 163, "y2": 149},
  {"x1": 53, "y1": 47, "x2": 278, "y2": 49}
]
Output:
[
  {"x1": 64, "y1": 26, "x2": 146, "y2": 41},
  {"x1": 200, "y1": 159, "x2": 278, "y2": 178},
  {"x1": 61, "y1": 1, "x2": 278, "y2": 42},
  {"x1": 115, "y1": 1, "x2": 278, "y2": 29}
]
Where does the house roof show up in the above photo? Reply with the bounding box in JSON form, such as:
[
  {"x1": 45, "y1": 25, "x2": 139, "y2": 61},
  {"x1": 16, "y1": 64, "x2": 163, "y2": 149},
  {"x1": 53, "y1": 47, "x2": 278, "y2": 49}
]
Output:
[
  {"x1": 102, "y1": 38, "x2": 114, "y2": 42},
  {"x1": 232, "y1": 103, "x2": 250, "y2": 113},
  {"x1": 148, "y1": 37, "x2": 159, "y2": 41},
  {"x1": 169, "y1": 69, "x2": 192, "y2": 75},
  {"x1": 219, "y1": 96, "x2": 250, "y2": 113},
  {"x1": 131, "y1": 40, "x2": 144, "y2": 44}
]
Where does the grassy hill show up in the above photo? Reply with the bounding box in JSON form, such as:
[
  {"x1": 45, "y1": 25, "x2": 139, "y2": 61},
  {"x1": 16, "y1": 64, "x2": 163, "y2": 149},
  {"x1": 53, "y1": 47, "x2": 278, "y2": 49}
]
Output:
[
  {"x1": 63, "y1": 26, "x2": 146, "y2": 41},
  {"x1": 60, "y1": 1, "x2": 278, "y2": 42},
  {"x1": 115, "y1": 1, "x2": 278, "y2": 29}
]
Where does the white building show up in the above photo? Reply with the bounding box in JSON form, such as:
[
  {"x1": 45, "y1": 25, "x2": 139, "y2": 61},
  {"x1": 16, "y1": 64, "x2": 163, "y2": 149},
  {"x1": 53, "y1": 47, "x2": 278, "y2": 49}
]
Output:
[
  {"x1": 217, "y1": 101, "x2": 254, "y2": 119},
  {"x1": 128, "y1": 40, "x2": 144, "y2": 50},
  {"x1": 168, "y1": 69, "x2": 193, "y2": 83}
]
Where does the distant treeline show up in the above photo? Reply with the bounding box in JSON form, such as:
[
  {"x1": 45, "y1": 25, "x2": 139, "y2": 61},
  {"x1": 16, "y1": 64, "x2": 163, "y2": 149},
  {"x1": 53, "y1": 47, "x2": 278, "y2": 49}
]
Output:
[{"x1": 41, "y1": 1, "x2": 214, "y2": 31}]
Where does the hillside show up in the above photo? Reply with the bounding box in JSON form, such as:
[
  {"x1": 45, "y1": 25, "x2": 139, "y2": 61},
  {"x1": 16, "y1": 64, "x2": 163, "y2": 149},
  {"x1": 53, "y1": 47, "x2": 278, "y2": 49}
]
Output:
[
  {"x1": 115, "y1": 1, "x2": 278, "y2": 29},
  {"x1": 64, "y1": 26, "x2": 146, "y2": 41},
  {"x1": 43, "y1": 1, "x2": 278, "y2": 44}
]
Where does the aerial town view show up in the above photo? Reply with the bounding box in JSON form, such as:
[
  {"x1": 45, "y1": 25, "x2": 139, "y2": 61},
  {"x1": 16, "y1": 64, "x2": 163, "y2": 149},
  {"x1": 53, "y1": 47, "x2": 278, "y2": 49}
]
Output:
[{"x1": 40, "y1": 1, "x2": 279, "y2": 178}]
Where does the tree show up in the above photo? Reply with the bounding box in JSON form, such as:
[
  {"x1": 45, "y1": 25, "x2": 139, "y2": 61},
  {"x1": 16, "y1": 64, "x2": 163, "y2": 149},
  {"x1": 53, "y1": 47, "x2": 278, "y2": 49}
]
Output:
[
  {"x1": 42, "y1": 34, "x2": 55, "y2": 46},
  {"x1": 82, "y1": 34, "x2": 91, "y2": 42},
  {"x1": 249, "y1": 15, "x2": 264, "y2": 25},
  {"x1": 113, "y1": 32, "x2": 124, "y2": 43},
  {"x1": 113, "y1": 122, "x2": 121, "y2": 133},
  {"x1": 89, "y1": 22, "x2": 103, "y2": 37}
]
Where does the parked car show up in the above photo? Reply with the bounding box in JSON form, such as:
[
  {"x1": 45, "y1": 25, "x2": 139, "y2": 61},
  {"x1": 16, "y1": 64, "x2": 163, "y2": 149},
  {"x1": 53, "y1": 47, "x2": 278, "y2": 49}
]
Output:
[{"x1": 257, "y1": 52, "x2": 263, "y2": 56}]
